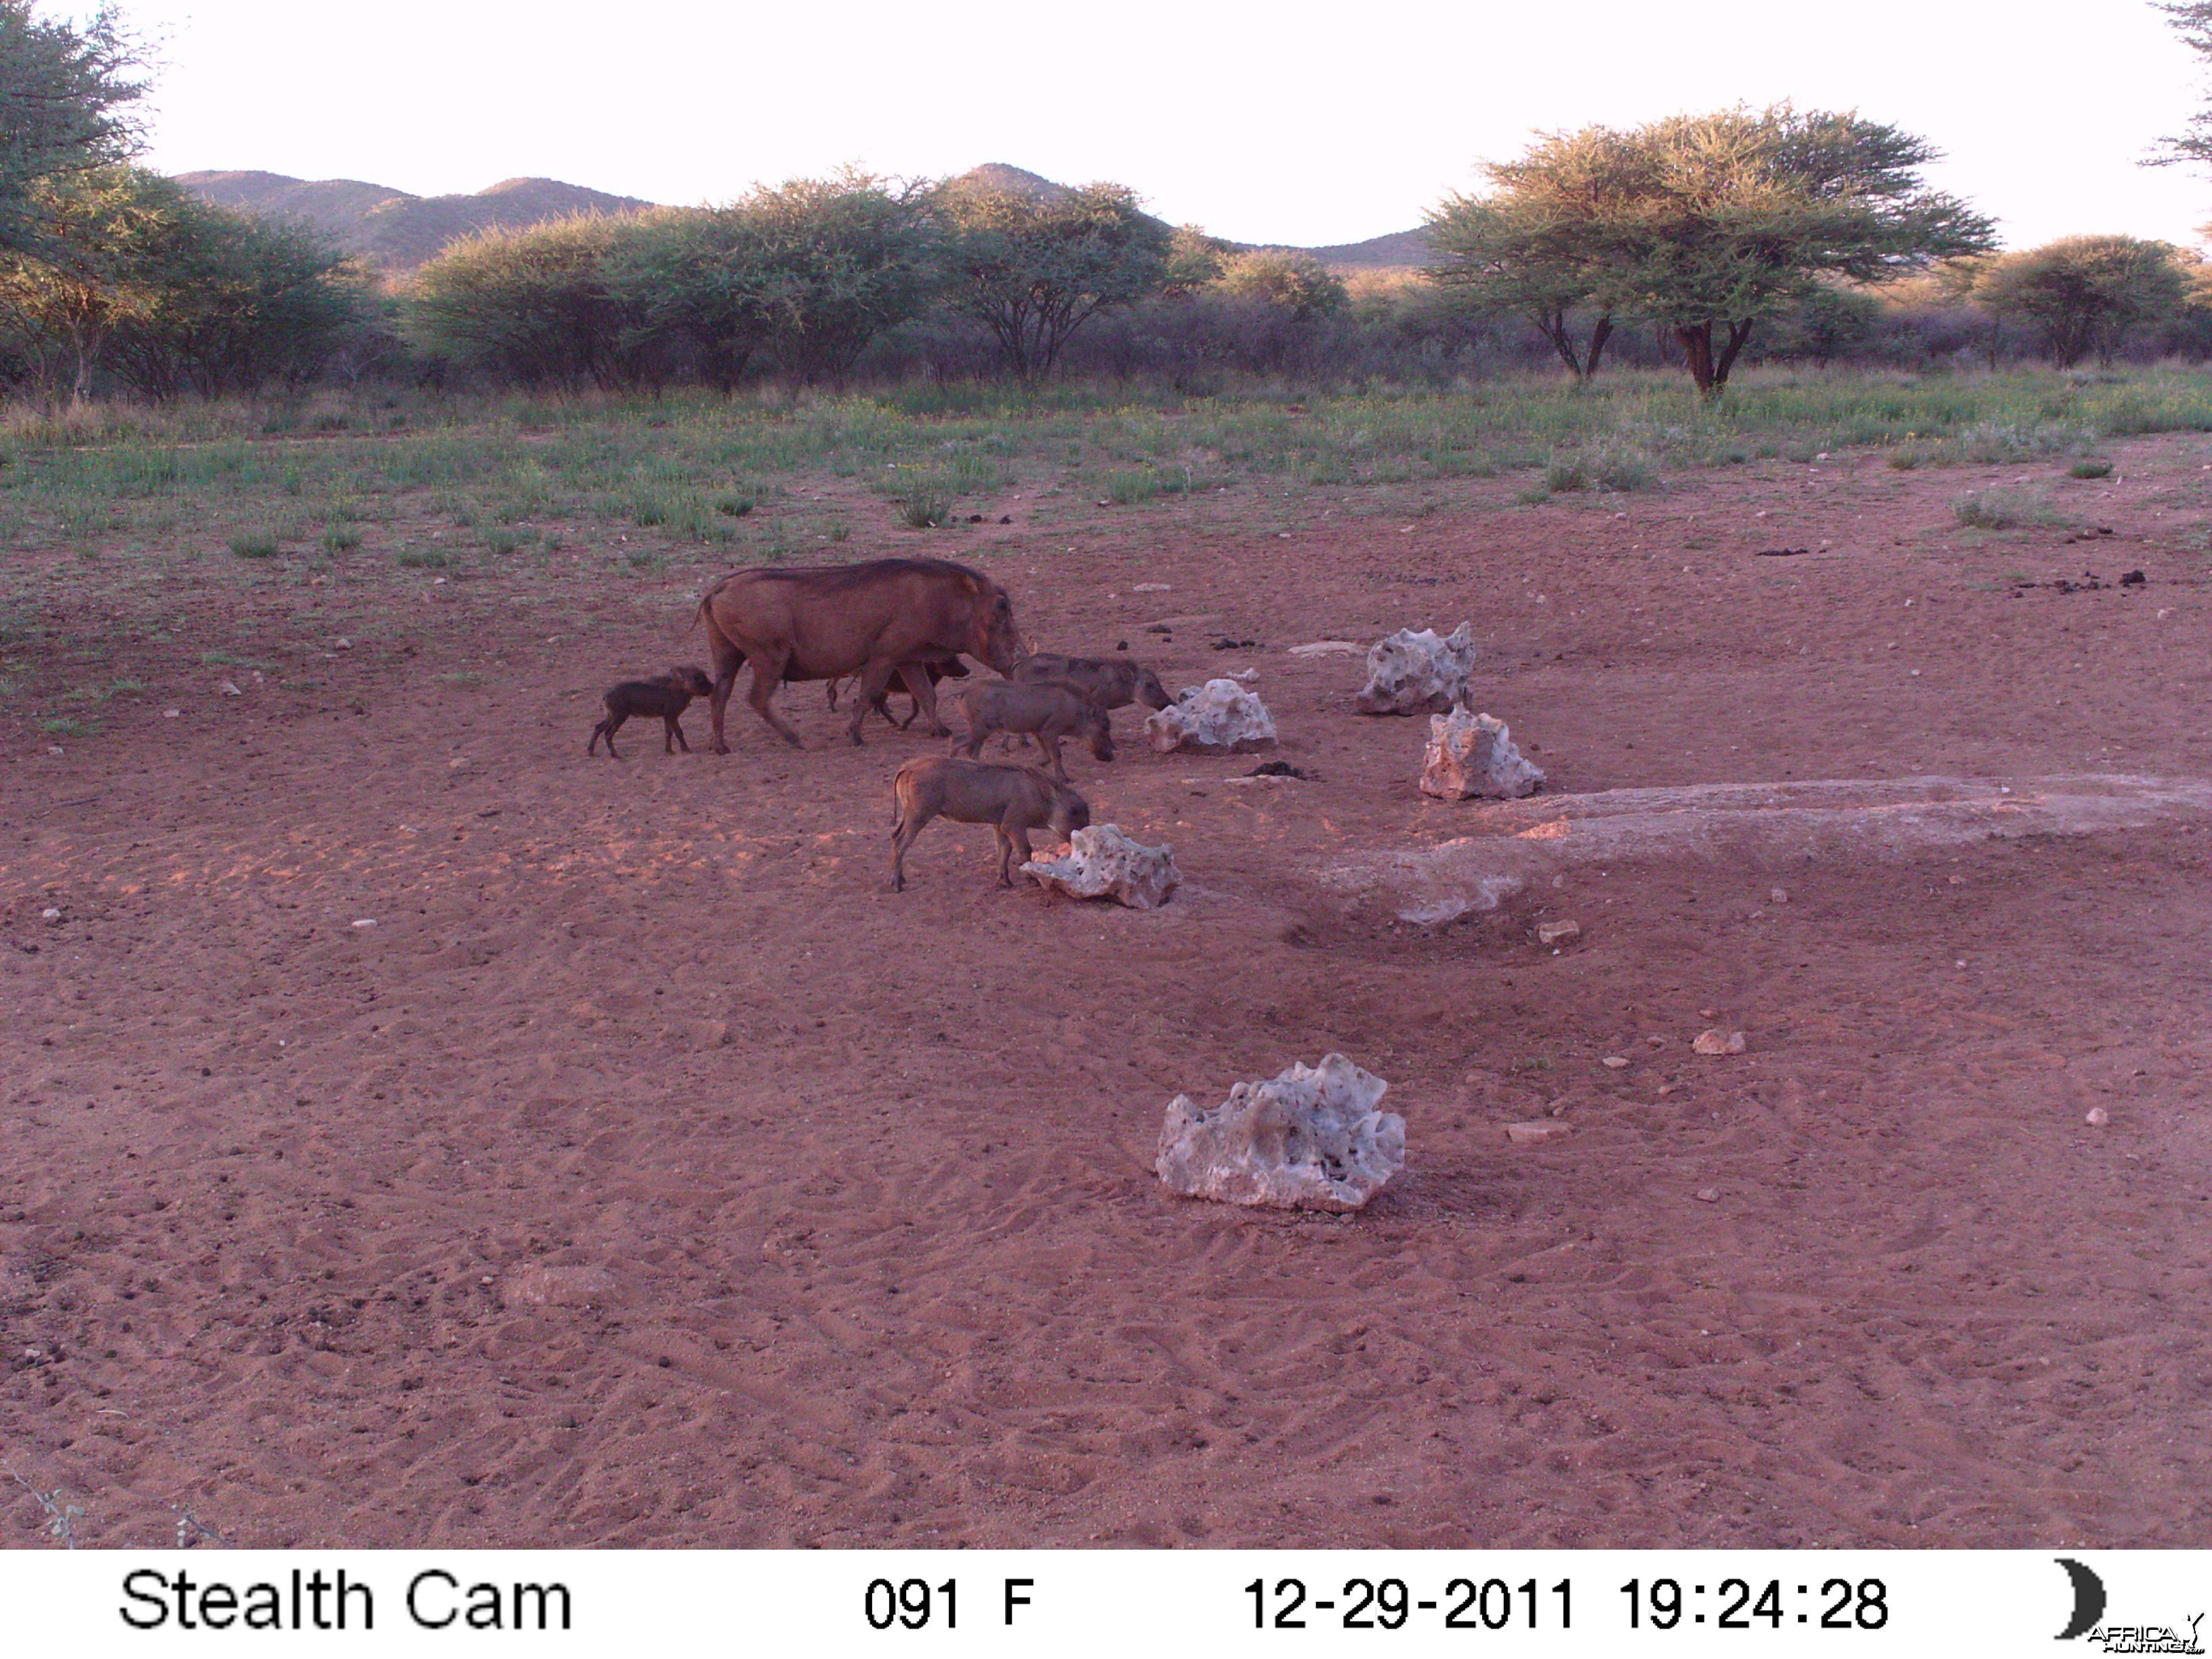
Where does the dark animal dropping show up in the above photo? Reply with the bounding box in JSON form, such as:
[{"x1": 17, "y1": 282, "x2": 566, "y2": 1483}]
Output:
[{"x1": 1754, "y1": 548, "x2": 1811, "y2": 558}]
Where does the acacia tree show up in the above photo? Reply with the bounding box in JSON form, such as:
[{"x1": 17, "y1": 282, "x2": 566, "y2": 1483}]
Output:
[
  {"x1": 1427, "y1": 131, "x2": 1629, "y2": 382},
  {"x1": 0, "y1": 2, "x2": 145, "y2": 262},
  {"x1": 1214, "y1": 249, "x2": 1347, "y2": 319},
  {"x1": 409, "y1": 216, "x2": 656, "y2": 390},
  {"x1": 939, "y1": 181, "x2": 1171, "y2": 381},
  {"x1": 602, "y1": 207, "x2": 773, "y2": 392},
  {"x1": 1965, "y1": 236, "x2": 2190, "y2": 366},
  {"x1": 1440, "y1": 106, "x2": 1994, "y2": 394},
  {"x1": 741, "y1": 171, "x2": 938, "y2": 382},
  {"x1": 0, "y1": 166, "x2": 363, "y2": 399}
]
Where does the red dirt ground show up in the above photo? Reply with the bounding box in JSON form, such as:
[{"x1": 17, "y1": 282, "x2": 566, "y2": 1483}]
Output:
[{"x1": 4, "y1": 435, "x2": 2211, "y2": 1548}]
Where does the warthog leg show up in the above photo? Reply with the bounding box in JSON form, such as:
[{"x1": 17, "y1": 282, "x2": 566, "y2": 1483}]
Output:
[
  {"x1": 890, "y1": 798, "x2": 935, "y2": 891},
  {"x1": 745, "y1": 651, "x2": 804, "y2": 748},
  {"x1": 994, "y1": 819, "x2": 1035, "y2": 888},
  {"x1": 706, "y1": 636, "x2": 745, "y2": 755}
]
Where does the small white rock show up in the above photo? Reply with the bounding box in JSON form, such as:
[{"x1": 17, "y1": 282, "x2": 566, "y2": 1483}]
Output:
[
  {"x1": 351, "y1": 918, "x2": 377, "y2": 929},
  {"x1": 1769, "y1": 886, "x2": 1788, "y2": 904},
  {"x1": 1132, "y1": 582, "x2": 1171, "y2": 593},
  {"x1": 1694, "y1": 1187, "x2": 1721, "y2": 1203},
  {"x1": 1601, "y1": 1055, "x2": 1629, "y2": 1070},
  {"x1": 1506, "y1": 1120, "x2": 1572, "y2": 1144},
  {"x1": 1536, "y1": 919, "x2": 1580, "y2": 947},
  {"x1": 1286, "y1": 640, "x2": 1363, "y2": 657},
  {"x1": 162, "y1": 708, "x2": 181, "y2": 718},
  {"x1": 218, "y1": 680, "x2": 243, "y2": 696},
  {"x1": 1421, "y1": 709, "x2": 1544, "y2": 801},
  {"x1": 1692, "y1": 1028, "x2": 1747, "y2": 1056},
  {"x1": 41, "y1": 907, "x2": 61, "y2": 922},
  {"x1": 2085, "y1": 1107, "x2": 2110, "y2": 1126}
]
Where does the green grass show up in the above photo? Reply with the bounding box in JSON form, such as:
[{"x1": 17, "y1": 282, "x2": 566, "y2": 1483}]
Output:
[
  {"x1": 2068, "y1": 458, "x2": 2115, "y2": 479},
  {"x1": 396, "y1": 548, "x2": 451, "y2": 569},
  {"x1": 0, "y1": 368, "x2": 2203, "y2": 567},
  {"x1": 320, "y1": 524, "x2": 361, "y2": 552}
]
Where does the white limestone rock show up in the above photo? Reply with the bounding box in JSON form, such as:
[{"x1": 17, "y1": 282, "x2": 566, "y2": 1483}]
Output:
[
  {"x1": 1420, "y1": 708, "x2": 1544, "y2": 801},
  {"x1": 1155, "y1": 1053, "x2": 1405, "y2": 1212},
  {"x1": 1355, "y1": 623, "x2": 1477, "y2": 715},
  {"x1": 1023, "y1": 824, "x2": 1181, "y2": 909},
  {"x1": 1145, "y1": 678, "x2": 1277, "y2": 754}
]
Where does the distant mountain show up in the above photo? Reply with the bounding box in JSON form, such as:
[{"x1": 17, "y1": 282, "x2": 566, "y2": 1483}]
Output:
[
  {"x1": 1294, "y1": 227, "x2": 1431, "y2": 270},
  {"x1": 947, "y1": 162, "x2": 1430, "y2": 270},
  {"x1": 947, "y1": 163, "x2": 1068, "y2": 203},
  {"x1": 173, "y1": 163, "x2": 1433, "y2": 274},
  {"x1": 173, "y1": 171, "x2": 655, "y2": 270}
]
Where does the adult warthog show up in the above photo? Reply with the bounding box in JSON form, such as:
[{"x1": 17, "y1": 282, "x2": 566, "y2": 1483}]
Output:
[{"x1": 696, "y1": 557, "x2": 1022, "y2": 750}]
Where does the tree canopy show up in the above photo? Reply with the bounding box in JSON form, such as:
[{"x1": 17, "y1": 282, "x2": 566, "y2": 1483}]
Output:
[
  {"x1": 1962, "y1": 235, "x2": 2192, "y2": 367},
  {"x1": 938, "y1": 180, "x2": 1171, "y2": 381},
  {"x1": 1429, "y1": 105, "x2": 1995, "y2": 392},
  {"x1": 0, "y1": 2, "x2": 146, "y2": 262},
  {"x1": 2151, "y1": 1, "x2": 2212, "y2": 174}
]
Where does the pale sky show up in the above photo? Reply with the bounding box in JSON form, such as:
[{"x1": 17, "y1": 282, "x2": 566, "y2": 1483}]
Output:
[{"x1": 94, "y1": 0, "x2": 2212, "y2": 250}]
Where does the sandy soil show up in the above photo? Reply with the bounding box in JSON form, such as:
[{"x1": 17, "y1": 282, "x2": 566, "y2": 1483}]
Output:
[{"x1": 5, "y1": 434, "x2": 2211, "y2": 1548}]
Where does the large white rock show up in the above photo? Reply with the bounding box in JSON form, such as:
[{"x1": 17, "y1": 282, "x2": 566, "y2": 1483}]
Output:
[
  {"x1": 1420, "y1": 708, "x2": 1544, "y2": 801},
  {"x1": 1023, "y1": 824, "x2": 1181, "y2": 909},
  {"x1": 1355, "y1": 623, "x2": 1477, "y2": 715},
  {"x1": 1155, "y1": 1054, "x2": 1405, "y2": 1212},
  {"x1": 1145, "y1": 678, "x2": 1277, "y2": 754}
]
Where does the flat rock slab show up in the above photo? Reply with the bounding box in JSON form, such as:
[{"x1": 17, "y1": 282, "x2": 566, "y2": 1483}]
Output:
[{"x1": 1315, "y1": 773, "x2": 2212, "y2": 924}]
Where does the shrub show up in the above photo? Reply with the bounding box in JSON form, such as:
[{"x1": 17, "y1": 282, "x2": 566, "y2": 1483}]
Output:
[
  {"x1": 1887, "y1": 449, "x2": 1921, "y2": 470},
  {"x1": 1542, "y1": 455, "x2": 1589, "y2": 493},
  {"x1": 1104, "y1": 468, "x2": 1161, "y2": 504},
  {"x1": 898, "y1": 493, "x2": 952, "y2": 528},
  {"x1": 227, "y1": 530, "x2": 278, "y2": 558},
  {"x1": 1954, "y1": 489, "x2": 2068, "y2": 530},
  {"x1": 396, "y1": 548, "x2": 451, "y2": 568},
  {"x1": 714, "y1": 492, "x2": 754, "y2": 517},
  {"x1": 2068, "y1": 458, "x2": 2114, "y2": 479},
  {"x1": 319, "y1": 525, "x2": 360, "y2": 552}
]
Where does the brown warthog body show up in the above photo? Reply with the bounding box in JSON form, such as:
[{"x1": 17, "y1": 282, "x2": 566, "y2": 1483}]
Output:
[
  {"x1": 697, "y1": 558, "x2": 1021, "y2": 750},
  {"x1": 826, "y1": 655, "x2": 968, "y2": 729},
  {"x1": 1011, "y1": 653, "x2": 1173, "y2": 712},
  {"x1": 889, "y1": 758, "x2": 1090, "y2": 890},
  {"x1": 588, "y1": 666, "x2": 715, "y2": 758},
  {"x1": 950, "y1": 681, "x2": 1113, "y2": 781}
]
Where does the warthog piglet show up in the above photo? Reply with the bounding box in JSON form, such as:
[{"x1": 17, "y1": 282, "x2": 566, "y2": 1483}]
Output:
[
  {"x1": 588, "y1": 665, "x2": 715, "y2": 758},
  {"x1": 1012, "y1": 652, "x2": 1173, "y2": 712},
  {"x1": 951, "y1": 681, "x2": 1113, "y2": 781},
  {"x1": 890, "y1": 757, "x2": 1090, "y2": 890}
]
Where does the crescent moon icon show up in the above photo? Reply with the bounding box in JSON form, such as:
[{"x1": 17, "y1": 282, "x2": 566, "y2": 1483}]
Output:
[{"x1": 2055, "y1": 1558, "x2": 2106, "y2": 1641}]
